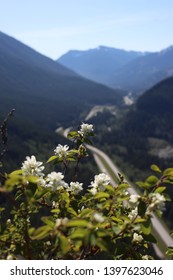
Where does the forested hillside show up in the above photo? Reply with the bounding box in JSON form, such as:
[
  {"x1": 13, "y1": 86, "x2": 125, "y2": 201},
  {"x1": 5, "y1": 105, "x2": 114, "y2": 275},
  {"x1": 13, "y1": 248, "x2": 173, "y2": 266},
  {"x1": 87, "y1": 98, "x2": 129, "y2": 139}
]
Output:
[
  {"x1": 0, "y1": 32, "x2": 125, "y2": 172},
  {"x1": 91, "y1": 77, "x2": 173, "y2": 227}
]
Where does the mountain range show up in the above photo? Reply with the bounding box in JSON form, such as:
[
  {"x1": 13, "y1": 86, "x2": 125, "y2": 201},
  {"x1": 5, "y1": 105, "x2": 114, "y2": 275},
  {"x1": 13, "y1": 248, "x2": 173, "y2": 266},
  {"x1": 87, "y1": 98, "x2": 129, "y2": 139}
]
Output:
[
  {"x1": 58, "y1": 46, "x2": 143, "y2": 87},
  {"x1": 0, "y1": 31, "x2": 125, "y2": 169},
  {"x1": 0, "y1": 32, "x2": 125, "y2": 127},
  {"x1": 58, "y1": 46, "x2": 173, "y2": 94}
]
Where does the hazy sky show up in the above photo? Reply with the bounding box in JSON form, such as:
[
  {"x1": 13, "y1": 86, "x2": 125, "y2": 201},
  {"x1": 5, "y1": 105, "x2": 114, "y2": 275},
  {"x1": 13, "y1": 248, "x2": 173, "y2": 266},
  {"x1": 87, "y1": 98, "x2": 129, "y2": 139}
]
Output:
[{"x1": 0, "y1": 0, "x2": 173, "y2": 59}]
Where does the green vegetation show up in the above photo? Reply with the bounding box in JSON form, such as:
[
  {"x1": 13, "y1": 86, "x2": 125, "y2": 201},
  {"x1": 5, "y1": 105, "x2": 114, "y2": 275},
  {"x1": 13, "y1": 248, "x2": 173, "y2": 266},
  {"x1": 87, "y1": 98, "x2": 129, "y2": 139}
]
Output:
[
  {"x1": 1, "y1": 123, "x2": 173, "y2": 260},
  {"x1": 1, "y1": 30, "x2": 173, "y2": 260}
]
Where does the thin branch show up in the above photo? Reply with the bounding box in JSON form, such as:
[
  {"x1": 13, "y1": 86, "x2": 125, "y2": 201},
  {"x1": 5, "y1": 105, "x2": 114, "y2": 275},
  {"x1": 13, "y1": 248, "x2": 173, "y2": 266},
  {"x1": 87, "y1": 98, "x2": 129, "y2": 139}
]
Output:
[{"x1": 0, "y1": 109, "x2": 15, "y2": 160}]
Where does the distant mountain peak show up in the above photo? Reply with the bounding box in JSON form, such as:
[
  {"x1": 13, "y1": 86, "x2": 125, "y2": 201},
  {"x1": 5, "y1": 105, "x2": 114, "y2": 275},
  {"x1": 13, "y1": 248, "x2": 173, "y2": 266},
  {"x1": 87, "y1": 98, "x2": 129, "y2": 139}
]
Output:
[
  {"x1": 160, "y1": 45, "x2": 173, "y2": 55},
  {"x1": 58, "y1": 46, "x2": 144, "y2": 86}
]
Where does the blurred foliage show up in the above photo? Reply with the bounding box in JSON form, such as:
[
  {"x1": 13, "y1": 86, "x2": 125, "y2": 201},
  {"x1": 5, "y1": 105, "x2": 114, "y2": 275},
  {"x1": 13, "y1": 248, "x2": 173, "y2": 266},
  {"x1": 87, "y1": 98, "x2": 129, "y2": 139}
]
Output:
[{"x1": 0, "y1": 124, "x2": 173, "y2": 260}]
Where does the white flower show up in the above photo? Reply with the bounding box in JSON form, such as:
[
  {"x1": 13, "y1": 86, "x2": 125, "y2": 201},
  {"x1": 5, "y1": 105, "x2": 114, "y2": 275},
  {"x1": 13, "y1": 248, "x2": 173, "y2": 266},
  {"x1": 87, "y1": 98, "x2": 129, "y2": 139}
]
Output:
[
  {"x1": 133, "y1": 224, "x2": 141, "y2": 232},
  {"x1": 54, "y1": 144, "x2": 69, "y2": 159},
  {"x1": 93, "y1": 212, "x2": 105, "y2": 223},
  {"x1": 150, "y1": 193, "x2": 166, "y2": 205},
  {"x1": 46, "y1": 172, "x2": 68, "y2": 190},
  {"x1": 90, "y1": 173, "x2": 111, "y2": 193},
  {"x1": 52, "y1": 201, "x2": 59, "y2": 208},
  {"x1": 142, "y1": 255, "x2": 150, "y2": 260},
  {"x1": 146, "y1": 193, "x2": 166, "y2": 216},
  {"x1": 78, "y1": 206, "x2": 85, "y2": 213},
  {"x1": 21, "y1": 155, "x2": 44, "y2": 177},
  {"x1": 55, "y1": 218, "x2": 69, "y2": 228},
  {"x1": 90, "y1": 187, "x2": 98, "y2": 195},
  {"x1": 78, "y1": 123, "x2": 93, "y2": 137},
  {"x1": 7, "y1": 254, "x2": 14, "y2": 260},
  {"x1": 68, "y1": 181, "x2": 83, "y2": 194},
  {"x1": 128, "y1": 207, "x2": 138, "y2": 220},
  {"x1": 129, "y1": 194, "x2": 141, "y2": 204},
  {"x1": 37, "y1": 177, "x2": 46, "y2": 187},
  {"x1": 132, "y1": 232, "x2": 143, "y2": 243}
]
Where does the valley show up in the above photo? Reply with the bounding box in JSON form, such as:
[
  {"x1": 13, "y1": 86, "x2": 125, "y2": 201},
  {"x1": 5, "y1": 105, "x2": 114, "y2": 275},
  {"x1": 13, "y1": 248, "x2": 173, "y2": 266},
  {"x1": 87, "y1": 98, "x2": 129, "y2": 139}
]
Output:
[{"x1": 1, "y1": 31, "x2": 173, "y2": 255}]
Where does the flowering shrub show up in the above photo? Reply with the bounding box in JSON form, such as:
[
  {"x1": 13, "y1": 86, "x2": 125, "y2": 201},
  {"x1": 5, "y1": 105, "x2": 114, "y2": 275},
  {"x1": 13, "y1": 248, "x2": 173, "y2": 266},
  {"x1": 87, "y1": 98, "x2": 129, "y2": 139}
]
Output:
[{"x1": 0, "y1": 123, "x2": 173, "y2": 260}]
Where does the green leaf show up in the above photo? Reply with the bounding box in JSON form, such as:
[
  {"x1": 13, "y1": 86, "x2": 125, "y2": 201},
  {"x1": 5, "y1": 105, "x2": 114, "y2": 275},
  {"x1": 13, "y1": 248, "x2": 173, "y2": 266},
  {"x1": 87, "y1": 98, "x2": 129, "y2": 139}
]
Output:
[
  {"x1": 28, "y1": 227, "x2": 35, "y2": 235},
  {"x1": 34, "y1": 188, "x2": 50, "y2": 199},
  {"x1": 0, "y1": 207, "x2": 5, "y2": 213},
  {"x1": 163, "y1": 168, "x2": 173, "y2": 178},
  {"x1": 134, "y1": 217, "x2": 146, "y2": 223},
  {"x1": 146, "y1": 175, "x2": 158, "y2": 186},
  {"x1": 79, "y1": 208, "x2": 93, "y2": 218},
  {"x1": 67, "y1": 219, "x2": 89, "y2": 228},
  {"x1": 94, "y1": 192, "x2": 110, "y2": 199},
  {"x1": 117, "y1": 183, "x2": 129, "y2": 190},
  {"x1": 68, "y1": 149, "x2": 78, "y2": 156},
  {"x1": 111, "y1": 217, "x2": 123, "y2": 223},
  {"x1": 151, "y1": 164, "x2": 162, "y2": 173},
  {"x1": 70, "y1": 228, "x2": 89, "y2": 239},
  {"x1": 67, "y1": 207, "x2": 78, "y2": 217},
  {"x1": 67, "y1": 131, "x2": 79, "y2": 138},
  {"x1": 66, "y1": 157, "x2": 76, "y2": 162},
  {"x1": 51, "y1": 209, "x2": 60, "y2": 214},
  {"x1": 25, "y1": 175, "x2": 38, "y2": 184},
  {"x1": 47, "y1": 155, "x2": 58, "y2": 163},
  {"x1": 154, "y1": 186, "x2": 166, "y2": 193},
  {"x1": 136, "y1": 181, "x2": 150, "y2": 188},
  {"x1": 59, "y1": 235, "x2": 70, "y2": 254},
  {"x1": 95, "y1": 239, "x2": 108, "y2": 251},
  {"x1": 106, "y1": 185, "x2": 115, "y2": 192},
  {"x1": 41, "y1": 217, "x2": 55, "y2": 228},
  {"x1": 9, "y1": 169, "x2": 23, "y2": 176},
  {"x1": 141, "y1": 219, "x2": 151, "y2": 235},
  {"x1": 138, "y1": 201, "x2": 147, "y2": 217},
  {"x1": 30, "y1": 225, "x2": 51, "y2": 240}
]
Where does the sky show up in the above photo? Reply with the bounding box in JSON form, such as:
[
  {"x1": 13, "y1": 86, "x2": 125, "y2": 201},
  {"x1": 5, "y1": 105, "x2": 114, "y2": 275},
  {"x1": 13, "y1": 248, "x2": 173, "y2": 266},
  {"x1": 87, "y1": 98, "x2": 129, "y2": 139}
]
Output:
[{"x1": 0, "y1": 0, "x2": 173, "y2": 59}]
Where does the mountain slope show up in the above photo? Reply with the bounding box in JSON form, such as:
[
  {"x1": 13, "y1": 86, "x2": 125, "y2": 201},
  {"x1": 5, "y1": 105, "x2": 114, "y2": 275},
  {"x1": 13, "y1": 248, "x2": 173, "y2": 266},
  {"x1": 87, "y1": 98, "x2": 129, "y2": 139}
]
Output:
[
  {"x1": 110, "y1": 46, "x2": 173, "y2": 93},
  {"x1": 57, "y1": 46, "x2": 144, "y2": 86},
  {"x1": 96, "y1": 76, "x2": 173, "y2": 174},
  {"x1": 137, "y1": 75, "x2": 173, "y2": 115},
  {"x1": 0, "y1": 32, "x2": 126, "y2": 170},
  {"x1": 58, "y1": 45, "x2": 173, "y2": 94},
  {"x1": 0, "y1": 32, "x2": 125, "y2": 127},
  {"x1": 91, "y1": 76, "x2": 173, "y2": 226},
  {"x1": 0, "y1": 31, "x2": 77, "y2": 78}
]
